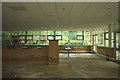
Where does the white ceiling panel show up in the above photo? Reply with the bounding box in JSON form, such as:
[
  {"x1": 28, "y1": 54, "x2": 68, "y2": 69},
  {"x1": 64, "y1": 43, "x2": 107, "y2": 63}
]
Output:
[{"x1": 2, "y1": 2, "x2": 118, "y2": 31}]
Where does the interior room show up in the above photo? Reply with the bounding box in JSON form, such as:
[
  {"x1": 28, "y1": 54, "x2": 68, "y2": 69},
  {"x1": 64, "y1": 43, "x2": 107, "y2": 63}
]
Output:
[{"x1": 1, "y1": 2, "x2": 120, "y2": 79}]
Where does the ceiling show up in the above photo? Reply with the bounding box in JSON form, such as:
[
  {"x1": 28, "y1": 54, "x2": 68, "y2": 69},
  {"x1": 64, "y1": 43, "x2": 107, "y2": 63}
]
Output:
[{"x1": 2, "y1": 2, "x2": 118, "y2": 31}]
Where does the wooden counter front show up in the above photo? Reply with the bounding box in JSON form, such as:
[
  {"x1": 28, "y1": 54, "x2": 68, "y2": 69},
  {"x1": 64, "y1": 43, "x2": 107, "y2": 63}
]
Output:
[
  {"x1": 97, "y1": 46, "x2": 114, "y2": 58},
  {"x1": 2, "y1": 47, "x2": 48, "y2": 64}
]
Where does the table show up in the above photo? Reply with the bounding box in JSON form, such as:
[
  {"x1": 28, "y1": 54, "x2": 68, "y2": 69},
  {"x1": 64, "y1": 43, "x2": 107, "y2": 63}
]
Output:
[{"x1": 65, "y1": 47, "x2": 71, "y2": 57}]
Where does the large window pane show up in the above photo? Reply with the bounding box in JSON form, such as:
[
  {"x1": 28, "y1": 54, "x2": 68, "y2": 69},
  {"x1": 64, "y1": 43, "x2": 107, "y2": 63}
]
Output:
[
  {"x1": 41, "y1": 35, "x2": 47, "y2": 40},
  {"x1": 76, "y1": 35, "x2": 83, "y2": 40},
  {"x1": 12, "y1": 31, "x2": 18, "y2": 35},
  {"x1": 48, "y1": 31, "x2": 54, "y2": 35},
  {"x1": 2, "y1": 31, "x2": 11, "y2": 35},
  {"x1": 62, "y1": 31, "x2": 69, "y2": 35},
  {"x1": 3, "y1": 35, "x2": 11, "y2": 46},
  {"x1": 27, "y1": 31, "x2": 33, "y2": 35},
  {"x1": 33, "y1": 36, "x2": 40, "y2": 40},
  {"x1": 69, "y1": 35, "x2": 76, "y2": 40},
  {"x1": 55, "y1": 35, "x2": 62, "y2": 40},
  {"x1": 40, "y1": 40, "x2": 49, "y2": 45},
  {"x1": 84, "y1": 40, "x2": 90, "y2": 45},
  {"x1": 21, "y1": 40, "x2": 25, "y2": 43},
  {"x1": 99, "y1": 33, "x2": 103, "y2": 45},
  {"x1": 33, "y1": 31, "x2": 40, "y2": 35},
  {"x1": 19, "y1": 36, "x2": 25, "y2": 40},
  {"x1": 58, "y1": 40, "x2": 62, "y2": 45},
  {"x1": 41, "y1": 31, "x2": 47, "y2": 35},
  {"x1": 77, "y1": 40, "x2": 82, "y2": 45},
  {"x1": 19, "y1": 31, "x2": 26, "y2": 35},
  {"x1": 48, "y1": 35, "x2": 54, "y2": 40},
  {"x1": 62, "y1": 36, "x2": 69, "y2": 40},
  {"x1": 55, "y1": 31, "x2": 61, "y2": 35},
  {"x1": 84, "y1": 35, "x2": 90, "y2": 40},
  {"x1": 69, "y1": 40, "x2": 77, "y2": 45},
  {"x1": 84, "y1": 31, "x2": 90, "y2": 35},
  {"x1": 69, "y1": 31, "x2": 77, "y2": 35},
  {"x1": 77, "y1": 31, "x2": 82, "y2": 35},
  {"x1": 27, "y1": 36, "x2": 33, "y2": 40},
  {"x1": 27, "y1": 40, "x2": 33, "y2": 45}
]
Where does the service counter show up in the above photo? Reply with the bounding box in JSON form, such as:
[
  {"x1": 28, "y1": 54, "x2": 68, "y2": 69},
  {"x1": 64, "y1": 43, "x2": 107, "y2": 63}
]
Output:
[{"x1": 2, "y1": 47, "x2": 49, "y2": 64}]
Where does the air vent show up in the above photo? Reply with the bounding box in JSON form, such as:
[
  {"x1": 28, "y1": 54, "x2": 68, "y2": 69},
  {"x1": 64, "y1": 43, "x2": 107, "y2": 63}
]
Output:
[{"x1": 8, "y1": 6, "x2": 27, "y2": 11}]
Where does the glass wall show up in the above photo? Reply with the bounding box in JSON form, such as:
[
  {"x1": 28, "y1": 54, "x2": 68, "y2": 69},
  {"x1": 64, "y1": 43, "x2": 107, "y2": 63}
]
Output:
[{"x1": 2, "y1": 31, "x2": 91, "y2": 46}]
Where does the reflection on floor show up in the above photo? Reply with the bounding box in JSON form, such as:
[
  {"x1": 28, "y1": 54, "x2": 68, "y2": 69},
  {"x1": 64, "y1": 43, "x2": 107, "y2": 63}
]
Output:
[{"x1": 3, "y1": 53, "x2": 118, "y2": 78}]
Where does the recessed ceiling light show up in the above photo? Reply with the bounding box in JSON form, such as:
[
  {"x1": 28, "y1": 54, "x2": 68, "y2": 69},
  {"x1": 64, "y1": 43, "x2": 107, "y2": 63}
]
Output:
[
  {"x1": 62, "y1": 8, "x2": 65, "y2": 10},
  {"x1": 107, "y1": 8, "x2": 111, "y2": 10},
  {"x1": 48, "y1": 15, "x2": 53, "y2": 16}
]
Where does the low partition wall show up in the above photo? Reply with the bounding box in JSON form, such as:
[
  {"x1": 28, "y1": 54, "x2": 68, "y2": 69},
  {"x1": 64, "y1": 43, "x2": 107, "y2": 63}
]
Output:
[
  {"x1": 97, "y1": 46, "x2": 114, "y2": 58},
  {"x1": 59, "y1": 45, "x2": 93, "y2": 53},
  {"x1": 2, "y1": 47, "x2": 48, "y2": 64},
  {"x1": 3, "y1": 40, "x2": 59, "y2": 64}
]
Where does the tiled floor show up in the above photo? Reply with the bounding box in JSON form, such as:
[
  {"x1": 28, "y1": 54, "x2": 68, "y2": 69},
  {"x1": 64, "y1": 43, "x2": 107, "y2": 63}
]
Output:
[{"x1": 2, "y1": 53, "x2": 119, "y2": 78}]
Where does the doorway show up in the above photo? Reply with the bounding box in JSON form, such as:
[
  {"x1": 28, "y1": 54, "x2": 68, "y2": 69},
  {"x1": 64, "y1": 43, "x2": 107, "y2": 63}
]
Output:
[{"x1": 93, "y1": 34, "x2": 98, "y2": 53}]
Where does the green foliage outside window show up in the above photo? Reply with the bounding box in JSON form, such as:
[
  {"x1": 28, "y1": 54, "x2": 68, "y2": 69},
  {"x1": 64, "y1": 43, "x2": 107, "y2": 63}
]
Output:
[
  {"x1": 48, "y1": 31, "x2": 54, "y2": 35},
  {"x1": 3, "y1": 35, "x2": 11, "y2": 45},
  {"x1": 19, "y1": 31, "x2": 26, "y2": 35},
  {"x1": 55, "y1": 31, "x2": 61, "y2": 35},
  {"x1": 2, "y1": 30, "x2": 91, "y2": 45},
  {"x1": 27, "y1": 31, "x2": 33, "y2": 35},
  {"x1": 62, "y1": 31, "x2": 69, "y2": 35},
  {"x1": 41, "y1": 31, "x2": 47, "y2": 35},
  {"x1": 33, "y1": 31, "x2": 41, "y2": 35}
]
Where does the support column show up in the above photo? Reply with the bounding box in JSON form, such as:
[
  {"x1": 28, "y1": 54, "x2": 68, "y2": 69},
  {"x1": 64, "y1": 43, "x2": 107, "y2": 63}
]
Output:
[
  {"x1": 114, "y1": 32, "x2": 116, "y2": 61},
  {"x1": 48, "y1": 40, "x2": 59, "y2": 64},
  {"x1": 104, "y1": 31, "x2": 106, "y2": 46},
  {"x1": 108, "y1": 24, "x2": 111, "y2": 47}
]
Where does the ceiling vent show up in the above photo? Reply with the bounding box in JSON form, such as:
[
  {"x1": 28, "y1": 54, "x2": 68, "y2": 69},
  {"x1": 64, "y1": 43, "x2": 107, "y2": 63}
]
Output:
[{"x1": 7, "y1": 6, "x2": 27, "y2": 11}]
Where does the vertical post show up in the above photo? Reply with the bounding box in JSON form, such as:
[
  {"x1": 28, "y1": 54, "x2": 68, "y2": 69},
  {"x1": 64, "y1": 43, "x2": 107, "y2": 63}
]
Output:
[
  {"x1": 104, "y1": 32, "x2": 106, "y2": 46},
  {"x1": 114, "y1": 32, "x2": 116, "y2": 62},
  {"x1": 108, "y1": 24, "x2": 111, "y2": 47},
  {"x1": 82, "y1": 31, "x2": 84, "y2": 45},
  {"x1": 54, "y1": 31, "x2": 56, "y2": 40},
  {"x1": 48, "y1": 40, "x2": 59, "y2": 64}
]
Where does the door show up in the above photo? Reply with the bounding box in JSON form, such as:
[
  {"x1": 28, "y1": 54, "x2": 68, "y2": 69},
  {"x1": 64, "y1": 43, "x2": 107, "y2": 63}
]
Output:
[
  {"x1": 116, "y1": 32, "x2": 120, "y2": 61},
  {"x1": 93, "y1": 34, "x2": 98, "y2": 53}
]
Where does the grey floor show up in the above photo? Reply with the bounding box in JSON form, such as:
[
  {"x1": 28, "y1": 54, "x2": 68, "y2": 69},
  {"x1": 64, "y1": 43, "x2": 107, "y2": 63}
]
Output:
[{"x1": 2, "y1": 53, "x2": 119, "y2": 78}]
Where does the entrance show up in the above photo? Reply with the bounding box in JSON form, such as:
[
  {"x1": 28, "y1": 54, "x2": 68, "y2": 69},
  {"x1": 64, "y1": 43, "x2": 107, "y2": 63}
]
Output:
[{"x1": 93, "y1": 34, "x2": 98, "y2": 53}]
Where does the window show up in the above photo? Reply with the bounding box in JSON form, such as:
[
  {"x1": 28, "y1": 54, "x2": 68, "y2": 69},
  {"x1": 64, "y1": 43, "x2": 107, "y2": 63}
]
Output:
[
  {"x1": 19, "y1": 31, "x2": 26, "y2": 35},
  {"x1": 27, "y1": 35, "x2": 33, "y2": 40},
  {"x1": 19, "y1": 36, "x2": 25, "y2": 40},
  {"x1": 47, "y1": 35, "x2": 54, "y2": 40},
  {"x1": 48, "y1": 31, "x2": 54, "y2": 35},
  {"x1": 70, "y1": 35, "x2": 76, "y2": 40},
  {"x1": 62, "y1": 31, "x2": 69, "y2": 35},
  {"x1": 62, "y1": 36, "x2": 69, "y2": 41},
  {"x1": 12, "y1": 31, "x2": 18, "y2": 35},
  {"x1": 55, "y1": 31, "x2": 61, "y2": 35},
  {"x1": 41, "y1": 31, "x2": 47, "y2": 35},
  {"x1": 55, "y1": 35, "x2": 62, "y2": 40},
  {"x1": 105, "y1": 32, "x2": 109, "y2": 40},
  {"x1": 2, "y1": 30, "x2": 91, "y2": 46},
  {"x1": 77, "y1": 31, "x2": 82, "y2": 35},
  {"x1": 2, "y1": 31, "x2": 11, "y2": 35},
  {"x1": 33, "y1": 31, "x2": 40, "y2": 35},
  {"x1": 99, "y1": 33, "x2": 103, "y2": 45},
  {"x1": 3, "y1": 35, "x2": 11, "y2": 45},
  {"x1": 69, "y1": 31, "x2": 77, "y2": 35},
  {"x1": 41, "y1": 35, "x2": 47, "y2": 40},
  {"x1": 27, "y1": 31, "x2": 33, "y2": 35},
  {"x1": 33, "y1": 36, "x2": 40, "y2": 40},
  {"x1": 76, "y1": 35, "x2": 83, "y2": 40},
  {"x1": 69, "y1": 40, "x2": 77, "y2": 45}
]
